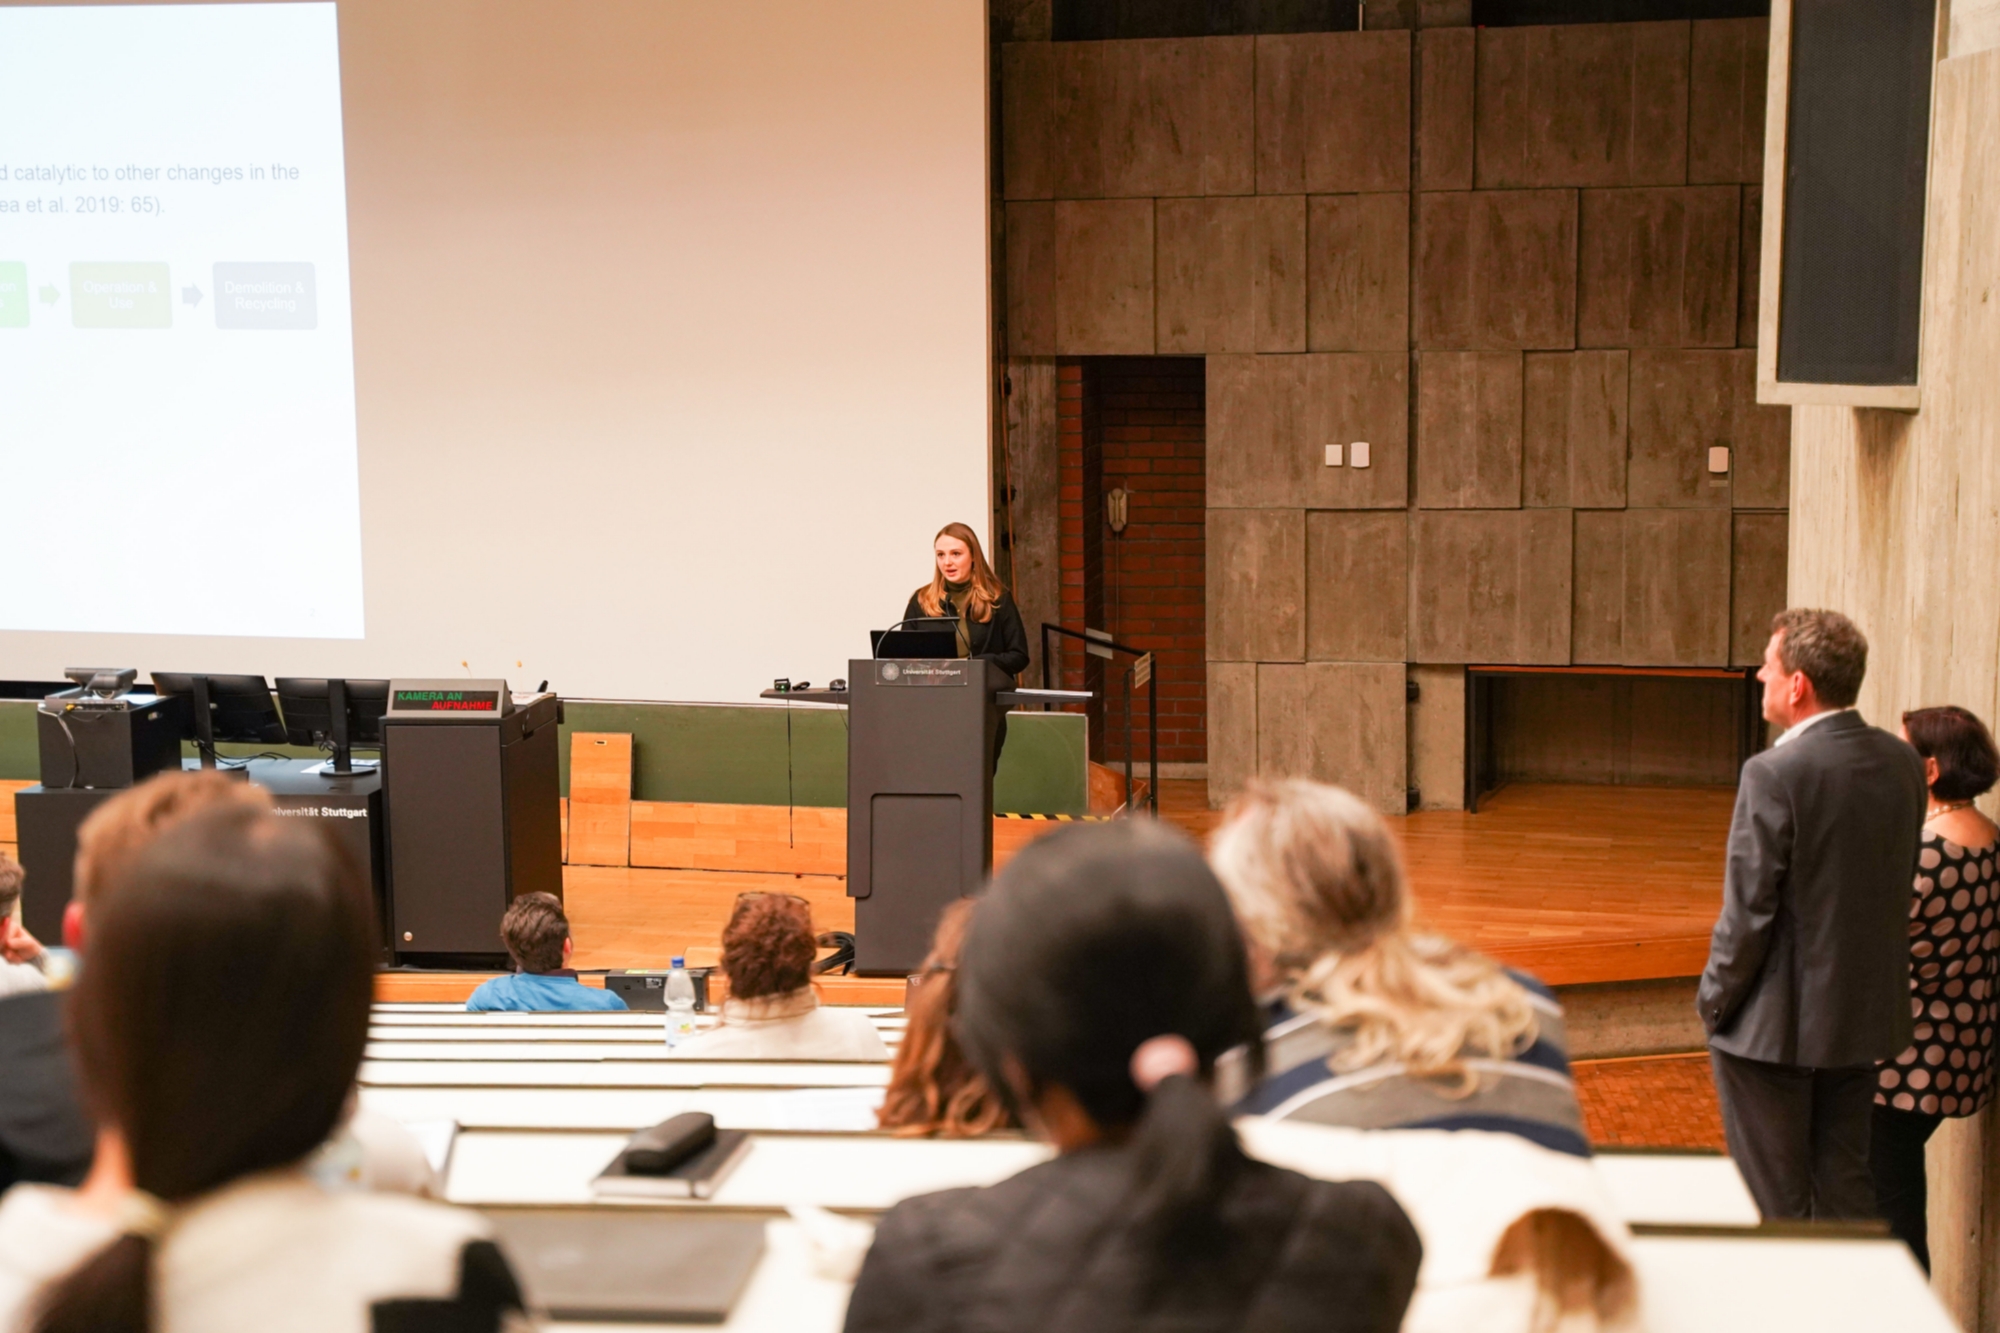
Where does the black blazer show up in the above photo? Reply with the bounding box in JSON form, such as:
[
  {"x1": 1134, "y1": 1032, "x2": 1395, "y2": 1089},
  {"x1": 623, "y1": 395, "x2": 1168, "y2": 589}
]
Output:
[
  {"x1": 843, "y1": 1143, "x2": 1421, "y2": 1333},
  {"x1": 0, "y1": 990, "x2": 95, "y2": 1190},
  {"x1": 902, "y1": 589, "x2": 1030, "y2": 678},
  {"x1": 1699, "y1": 710, "x2": 1928, "y2": 1067}
]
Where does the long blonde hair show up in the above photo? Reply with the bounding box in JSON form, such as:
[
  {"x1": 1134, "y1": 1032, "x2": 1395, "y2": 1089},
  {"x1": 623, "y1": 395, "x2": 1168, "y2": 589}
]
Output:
[
  {"x1": 915, "y1": 522, "x2": 1005, "y2": 623},
  {"x1": 1209, "y1": 779, "x2": 1536, "y2": 1089}
]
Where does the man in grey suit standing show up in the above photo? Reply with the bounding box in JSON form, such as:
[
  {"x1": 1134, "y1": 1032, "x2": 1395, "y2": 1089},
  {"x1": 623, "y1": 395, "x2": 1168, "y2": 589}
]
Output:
[{"x1": 1700, "y1": 607, "x2": 1926, "y2": 1219}]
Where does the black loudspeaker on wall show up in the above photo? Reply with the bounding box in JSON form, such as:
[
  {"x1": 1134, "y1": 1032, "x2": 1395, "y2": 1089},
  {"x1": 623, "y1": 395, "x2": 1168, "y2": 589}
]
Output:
[{"x1": 1768, "y1": 0, "x2": 1936, "y2": 394}]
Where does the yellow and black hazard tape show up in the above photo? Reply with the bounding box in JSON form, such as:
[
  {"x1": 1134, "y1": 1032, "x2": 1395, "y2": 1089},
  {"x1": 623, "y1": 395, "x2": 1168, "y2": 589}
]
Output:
[{"x1": 995, "y1": 812, "x2": 1113, "y2": 821}]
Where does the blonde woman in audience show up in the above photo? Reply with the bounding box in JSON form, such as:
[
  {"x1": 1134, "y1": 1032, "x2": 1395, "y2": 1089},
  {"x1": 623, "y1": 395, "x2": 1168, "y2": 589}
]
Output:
[
  {"x1": 670, "y1": 892, "x2": 888, "y2": 1061},
  {"x1": 876, "y1": 899, "x2": 1015, "y2": 1137},
  {"x1": 1212, "y1": 779, "x2": 1640, "y2": 1333},
  {"x1": 845, "y1": 820, "x2": 1422, "y2": 1333},
  {"x1": 0, "y1": 804, "x2": 526, "y2": 1333},
  {"x1": 1210, "y1": 778, "x2": 1587, "y2": 1155}
]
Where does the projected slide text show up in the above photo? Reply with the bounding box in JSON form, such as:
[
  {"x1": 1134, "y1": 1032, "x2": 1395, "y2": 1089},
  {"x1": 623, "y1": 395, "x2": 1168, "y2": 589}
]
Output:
[{"x1": 0, "y1": 3, "x2": 363, "y2": 640}]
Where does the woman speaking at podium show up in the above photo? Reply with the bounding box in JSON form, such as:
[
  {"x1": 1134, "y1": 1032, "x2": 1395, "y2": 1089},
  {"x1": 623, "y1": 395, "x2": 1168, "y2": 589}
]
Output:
[
  {"x1": 904, "y1": 523, "x2": 1030, "y2": 676},
  {"x1": 904, "y1": 523, "x2": 1030, "y2": 766}
]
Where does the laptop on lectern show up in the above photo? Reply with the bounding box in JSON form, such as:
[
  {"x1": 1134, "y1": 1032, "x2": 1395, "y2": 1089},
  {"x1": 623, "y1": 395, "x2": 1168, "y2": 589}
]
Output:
[{"x1": 871, "y1": 617, "x2": 958, "y2": 659}]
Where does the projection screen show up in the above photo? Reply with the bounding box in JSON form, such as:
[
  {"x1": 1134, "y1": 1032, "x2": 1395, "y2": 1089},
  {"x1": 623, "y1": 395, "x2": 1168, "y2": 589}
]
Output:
[{"x1": 0, "y1": 0, "x2": 991, "y2": 702}]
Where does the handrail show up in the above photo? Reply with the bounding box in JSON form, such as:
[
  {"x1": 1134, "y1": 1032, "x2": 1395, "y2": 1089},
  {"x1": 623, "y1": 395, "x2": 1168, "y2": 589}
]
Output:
[{"x1": 1038, "y1": 623, "x2": 1158, "y2": 815}]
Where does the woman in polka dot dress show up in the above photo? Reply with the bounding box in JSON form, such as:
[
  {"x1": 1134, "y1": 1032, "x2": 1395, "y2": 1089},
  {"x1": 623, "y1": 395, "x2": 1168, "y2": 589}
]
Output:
[{"x1": 1872, "y1": 705, "x2": 2000, "y2": 1273}]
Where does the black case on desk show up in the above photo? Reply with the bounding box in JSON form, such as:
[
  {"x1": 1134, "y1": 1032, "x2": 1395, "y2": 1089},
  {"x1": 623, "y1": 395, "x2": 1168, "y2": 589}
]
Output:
[
  {"x1": 607, "y1": 969, "x2": 714, "y2": 1012},
  {"x1": 382, "y1": 693, "x2": 562, "y2": 966},
  {"x1": 845, "y1": 657, "x2": 1006, "y2": 975},
  {"x1": 35, "y1": 693, "x2": 184, "y2": 790}
]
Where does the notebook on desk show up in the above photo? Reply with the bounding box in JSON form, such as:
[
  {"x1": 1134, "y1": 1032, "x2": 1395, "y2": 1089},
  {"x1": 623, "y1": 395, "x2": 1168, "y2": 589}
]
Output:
[
  {"x1": 484, "y1": 1209, "x2": 765, "y2": 1323},
  {"x1": 591, "y1": 1127, "x2": 753, "y2": 1200}
]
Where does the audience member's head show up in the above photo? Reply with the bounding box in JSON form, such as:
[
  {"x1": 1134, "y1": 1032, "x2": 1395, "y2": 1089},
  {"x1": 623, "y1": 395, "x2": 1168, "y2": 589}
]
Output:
[
  {"x1": 1210, "y1": 778, "x2": 1534, "y2": 1082},
  {"x1": 35, "y1": 804, "x2": 374, "y2": 1333},
  {"x1": 0, "y1": 852, "x2": 23, "y2": 924},
  {"x1": 1903, "y1": 705, "x2": 2000, "y2": 803},
  {"x1": 955, "y1": 820, "x2": 1263, "y2": 1247},
  {"x1": 499, "y1": 891, "x2": 573, "y2": 974},
  {"x1": 66, "y1": 771, "x2": 272, "y2": 949},
  {"x1": 1763, "y1": 607, "x2": 1868, "y2": 725},
  {"x1": 720, "y1": 892, "x2": 816, "y2": 1001},
  {"x1": 877, "y1": 899, "x2": 1013, "y2": 1138},
  {"x1": 0, "y1": 853, "x2": 37, "y2": 972},
  {"x1": 0, "y1": 853, "x2": 24, "y2": 925}
]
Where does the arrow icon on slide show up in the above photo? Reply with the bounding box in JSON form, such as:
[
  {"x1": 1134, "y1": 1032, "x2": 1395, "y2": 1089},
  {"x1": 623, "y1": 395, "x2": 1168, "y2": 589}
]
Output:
[
  {"x1": 182, "y1": 285, "x2": 203, "y2": 307},
  {"x1": 38, "y1": 284, "x2": 58, "y2": 305}
]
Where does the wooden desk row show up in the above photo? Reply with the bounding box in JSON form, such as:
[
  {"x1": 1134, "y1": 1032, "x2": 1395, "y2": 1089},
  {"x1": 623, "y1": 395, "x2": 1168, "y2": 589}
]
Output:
[
  {"x1": 369, "y1": 1005, "x2": 908, "y2": 1026},
  {"x1": 532, "y1": 1221, "x2": 1952, "y2": 1333},
  {"x1": 455, "y1": 1128, "x2": 1940, "y2": 1333},
  {"x1": 361, "y1": 1005, "x2": 1955, "y2": 1333}
]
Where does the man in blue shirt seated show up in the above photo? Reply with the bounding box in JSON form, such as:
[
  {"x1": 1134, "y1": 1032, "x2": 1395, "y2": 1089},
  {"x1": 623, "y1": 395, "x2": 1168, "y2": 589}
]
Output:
[{"x1": 466, "y1": 892, "x2": 628, "y2": 1012}]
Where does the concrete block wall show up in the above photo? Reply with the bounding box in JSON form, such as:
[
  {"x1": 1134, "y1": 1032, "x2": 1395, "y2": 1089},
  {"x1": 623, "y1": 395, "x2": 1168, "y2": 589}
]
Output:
[{"x1": 1000, "y1": 19, "x2": 1790, "y2": 812}]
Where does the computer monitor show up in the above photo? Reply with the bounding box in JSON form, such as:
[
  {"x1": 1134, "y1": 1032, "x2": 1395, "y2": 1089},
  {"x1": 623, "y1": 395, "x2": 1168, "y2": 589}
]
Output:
[
  {"x1": 147, "y1": 673, "x2": 286, "y2": 768},
  {"x1": 871, "y1": 617, "x2": 959, "y2": 660},
  {"x1": 274, "y1": 678, "x2": 390, "y2": 777}
]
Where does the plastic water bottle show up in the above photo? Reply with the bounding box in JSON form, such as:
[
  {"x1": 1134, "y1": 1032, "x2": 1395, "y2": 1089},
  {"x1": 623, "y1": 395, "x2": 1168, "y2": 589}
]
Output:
[{"x1": 664, "y1": 957, "x2": 698, "y2": 1048}]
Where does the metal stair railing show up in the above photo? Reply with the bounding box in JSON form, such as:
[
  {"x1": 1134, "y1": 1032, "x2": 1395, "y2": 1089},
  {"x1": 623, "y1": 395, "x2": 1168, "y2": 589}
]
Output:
[{"x1": 1037, "y1": 622, "x2": 1159, "y2": 815}]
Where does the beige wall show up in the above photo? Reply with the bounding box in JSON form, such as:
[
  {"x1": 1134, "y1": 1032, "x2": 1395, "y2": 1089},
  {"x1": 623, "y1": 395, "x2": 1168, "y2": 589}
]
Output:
[{"x1": 1785, "y1": 45, "x2": 2000, "y2": 1333}]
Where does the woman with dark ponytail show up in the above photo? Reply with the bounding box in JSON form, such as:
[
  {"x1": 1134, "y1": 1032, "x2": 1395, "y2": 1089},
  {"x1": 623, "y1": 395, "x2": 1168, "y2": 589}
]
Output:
[
  {"x1": 843, "y1": 819, "x2": 1422, "y2": 1333},
  {"x1": 0, "y1": 804, "x2": 525, "y2": 1333}
]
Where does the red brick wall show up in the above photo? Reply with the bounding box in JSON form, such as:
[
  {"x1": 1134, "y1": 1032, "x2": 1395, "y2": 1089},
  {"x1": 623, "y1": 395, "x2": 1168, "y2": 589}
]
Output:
[
  {"x1": 1056, "y1": 360, "x2": 1099, "y2": 668},
  {"x1": 1056, "y1": 356, "x2": 1206, "y2": 765}
]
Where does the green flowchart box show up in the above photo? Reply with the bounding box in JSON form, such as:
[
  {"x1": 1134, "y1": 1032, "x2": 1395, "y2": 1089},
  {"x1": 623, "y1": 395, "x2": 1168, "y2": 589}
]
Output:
[
  {"x1": 0, "y1": 263, "x2": 26, "y2": 327},
  {"x1": 71, "y1": 262, "x2": 171, "y2": 328}
]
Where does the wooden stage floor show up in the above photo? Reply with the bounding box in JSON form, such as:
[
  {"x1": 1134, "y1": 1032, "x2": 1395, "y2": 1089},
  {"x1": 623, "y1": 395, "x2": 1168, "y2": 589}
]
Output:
[
  {"x1": 559, "y1": 781, "x2": 1733, "y2": 989},
  {"x1": 1369, "y1": 783, "x2": 1730, "y2": 985},
  {"x1": 7, "y1": 777, "x2": 1730, "y2": 993}
]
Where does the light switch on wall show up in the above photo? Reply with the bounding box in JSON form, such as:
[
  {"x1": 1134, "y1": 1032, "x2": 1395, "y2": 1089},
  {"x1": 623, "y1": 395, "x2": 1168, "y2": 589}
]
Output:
[
  {"x1": 1324, "y1": 443, "x2": 1344, "y2": 467},
  {"x1": 1350, "y1": 441, "x2": 1370, "y2": 469},
  {"x1": 1708, "y1": 446, "x2": 1730, "y2": 475}
]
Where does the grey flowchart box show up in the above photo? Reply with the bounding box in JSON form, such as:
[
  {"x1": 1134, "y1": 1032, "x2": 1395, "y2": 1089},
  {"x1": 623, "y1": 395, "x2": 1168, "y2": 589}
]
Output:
[{"x1": 213, "y1": 262, "x2": 317, "y2": 329}]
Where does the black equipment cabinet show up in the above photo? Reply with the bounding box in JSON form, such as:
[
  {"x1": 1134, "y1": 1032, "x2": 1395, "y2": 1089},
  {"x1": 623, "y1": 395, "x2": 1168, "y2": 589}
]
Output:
[
  {"x1": 382, "y1": 692, "x2": 563, "y2": 967},
  {"x1": 35, "y1": 692, "x2": 184, "y2": 790},
  {"x1": 15, "y1": 753, "x2": 387, "y2": 948},
  {"x1": 844, "y1": 657, "x2": 1009, "y2": 976},
  {"x1": 13, "y1": 788, "x2": 121, "y2": 941},
  {"x1": 253, "y1": 760, "x2": 388, "y2": 961},
  {"x1": 17, "y1": 689, "x2": 185, "y2": 941}
]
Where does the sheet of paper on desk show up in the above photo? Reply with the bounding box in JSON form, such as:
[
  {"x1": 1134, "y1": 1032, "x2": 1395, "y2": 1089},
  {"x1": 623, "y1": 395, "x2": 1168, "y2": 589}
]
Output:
[{"x1": 768, "y1": 1087, "x2": 886, "y2": 1132}]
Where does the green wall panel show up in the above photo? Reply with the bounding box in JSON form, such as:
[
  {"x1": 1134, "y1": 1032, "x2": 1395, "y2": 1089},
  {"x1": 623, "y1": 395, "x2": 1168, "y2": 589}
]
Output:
[
  {"x1": 559, "y1": 702, "x2": 848, "y2": 807},
  {"x1": 0, "y1": 702, "x2": 35, "y2": 781},
  {"x1": 1, "y1": 698, "x2": 1089, "y2": 815},
  {"x1": 993, "y1": 713, "x2": 1089, "y2": 815},
  {"x1": 555, "y1": 701, "x2": 1086, "y2": 814}
]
